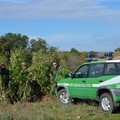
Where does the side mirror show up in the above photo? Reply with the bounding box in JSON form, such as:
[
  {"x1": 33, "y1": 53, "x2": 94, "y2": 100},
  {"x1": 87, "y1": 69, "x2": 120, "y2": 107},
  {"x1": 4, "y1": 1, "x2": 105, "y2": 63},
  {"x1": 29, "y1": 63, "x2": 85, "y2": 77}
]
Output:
[{"x1": 69, "y1": 72, "x2": 73, "y2": 78}]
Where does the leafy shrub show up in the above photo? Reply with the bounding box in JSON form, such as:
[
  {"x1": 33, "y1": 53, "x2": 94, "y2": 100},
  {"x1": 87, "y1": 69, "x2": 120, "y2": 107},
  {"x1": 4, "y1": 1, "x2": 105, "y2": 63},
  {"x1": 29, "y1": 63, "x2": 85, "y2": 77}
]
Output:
[
  {"x1": 30, "y1": 50, "x2": 51, "y2": 94},
  {"x1": 10, "y1": 49, "x2": 31, "y2": 102},
  {"x1": 0, "y1": 47, "x2": 69, "y2": 102}
]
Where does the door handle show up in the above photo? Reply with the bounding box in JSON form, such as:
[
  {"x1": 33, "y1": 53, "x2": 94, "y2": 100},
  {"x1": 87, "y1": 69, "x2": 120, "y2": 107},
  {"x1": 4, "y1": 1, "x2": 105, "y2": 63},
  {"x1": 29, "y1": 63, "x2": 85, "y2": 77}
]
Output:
[
  {"x1": 99, "y1": 80, "x2": 103, "y2": 82},
  {"x1": 82, "y1": 80, "x2": 86, "y2": 82}
]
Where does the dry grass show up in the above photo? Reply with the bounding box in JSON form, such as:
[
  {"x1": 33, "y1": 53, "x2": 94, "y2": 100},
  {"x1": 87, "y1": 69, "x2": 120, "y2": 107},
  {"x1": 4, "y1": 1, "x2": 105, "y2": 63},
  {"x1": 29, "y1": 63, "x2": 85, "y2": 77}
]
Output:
[{"x1": 0, "y1": 96, "x2": 120, "y2": 120}]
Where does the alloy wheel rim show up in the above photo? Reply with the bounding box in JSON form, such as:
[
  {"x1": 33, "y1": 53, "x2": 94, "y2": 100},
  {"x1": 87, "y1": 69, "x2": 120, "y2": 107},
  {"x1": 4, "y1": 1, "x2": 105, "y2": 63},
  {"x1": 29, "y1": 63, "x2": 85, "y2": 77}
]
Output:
[
  {"x1": 60, "y1": 92, "x2": 69, "y2": 104},
  {"x1": 101, "y1": 97, "x2": 111, "y2": 111}
]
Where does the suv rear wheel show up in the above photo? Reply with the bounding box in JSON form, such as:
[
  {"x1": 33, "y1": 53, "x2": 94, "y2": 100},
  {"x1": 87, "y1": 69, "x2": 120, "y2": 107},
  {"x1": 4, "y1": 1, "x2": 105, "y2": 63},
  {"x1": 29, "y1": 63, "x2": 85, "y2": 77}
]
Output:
[
  {"x1": 100, "y1": 93, "x2": 116, "y2": 113},
  {"x1": 57, "y1": 89, "x2": 71, "y2": 104}
]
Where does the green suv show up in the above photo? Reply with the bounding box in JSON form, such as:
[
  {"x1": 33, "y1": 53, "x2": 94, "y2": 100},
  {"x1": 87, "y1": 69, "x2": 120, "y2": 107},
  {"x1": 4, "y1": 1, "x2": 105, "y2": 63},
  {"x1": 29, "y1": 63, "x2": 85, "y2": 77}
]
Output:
[{"x1": 55, "y1": 60, "x2": 120, "y2": 113}]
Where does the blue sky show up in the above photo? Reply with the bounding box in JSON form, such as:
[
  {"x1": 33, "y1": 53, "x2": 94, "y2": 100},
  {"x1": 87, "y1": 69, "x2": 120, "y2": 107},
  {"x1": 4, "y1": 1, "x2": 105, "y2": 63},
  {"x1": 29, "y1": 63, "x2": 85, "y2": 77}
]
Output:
[{"x1": 0, "y1": 0, "x2": 120, "y2": 52}]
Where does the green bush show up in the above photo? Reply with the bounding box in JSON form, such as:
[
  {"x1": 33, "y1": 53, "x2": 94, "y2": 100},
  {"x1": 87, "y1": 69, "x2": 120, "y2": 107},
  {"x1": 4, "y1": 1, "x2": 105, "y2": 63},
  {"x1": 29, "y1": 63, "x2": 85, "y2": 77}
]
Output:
[
  {"x1": 30, "y1": 50, "x2": 51, "y2": 94},
  {"x1": 0, "y1": 48, "x2": 69, "y2": 102},
  {"x1": 9, "y1": 49, "x2": 31, "y2": 102}
]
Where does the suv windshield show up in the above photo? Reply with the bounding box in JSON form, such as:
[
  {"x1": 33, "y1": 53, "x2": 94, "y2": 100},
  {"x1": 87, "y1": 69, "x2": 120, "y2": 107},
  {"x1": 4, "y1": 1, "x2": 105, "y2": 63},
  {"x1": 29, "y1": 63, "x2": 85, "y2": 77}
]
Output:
[{"x1": 73, "y1": 65, "x2": 89, "y2": 78}]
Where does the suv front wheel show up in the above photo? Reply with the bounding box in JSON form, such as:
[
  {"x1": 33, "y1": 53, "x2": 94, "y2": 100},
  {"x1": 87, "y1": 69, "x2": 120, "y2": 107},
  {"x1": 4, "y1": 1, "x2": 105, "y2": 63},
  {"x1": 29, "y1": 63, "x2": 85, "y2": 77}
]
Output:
[
  {"x1": 57, "y1": 89, "x2": 71, "y2": 104},
  {"x1": 100, "y1": 93, "x2": 116, "y2": 113}
]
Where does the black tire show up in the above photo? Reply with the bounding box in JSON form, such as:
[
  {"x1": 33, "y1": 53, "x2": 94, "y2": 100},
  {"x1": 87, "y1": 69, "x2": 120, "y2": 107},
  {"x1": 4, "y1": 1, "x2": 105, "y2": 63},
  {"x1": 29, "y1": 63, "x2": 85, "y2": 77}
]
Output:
[
  {"x1": 100, "y1": 93, "x2": 116, "y2": 113},
  {"x1": 57, "y1": 89, "x2": 71, "y2": 104}
]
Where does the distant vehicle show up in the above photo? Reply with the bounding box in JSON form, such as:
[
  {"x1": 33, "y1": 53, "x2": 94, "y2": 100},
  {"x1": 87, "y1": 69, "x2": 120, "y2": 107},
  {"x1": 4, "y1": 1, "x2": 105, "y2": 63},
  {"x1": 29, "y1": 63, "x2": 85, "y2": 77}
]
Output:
[{"x1": 55, "y1": 60, "x2": 120, "y2": 113}]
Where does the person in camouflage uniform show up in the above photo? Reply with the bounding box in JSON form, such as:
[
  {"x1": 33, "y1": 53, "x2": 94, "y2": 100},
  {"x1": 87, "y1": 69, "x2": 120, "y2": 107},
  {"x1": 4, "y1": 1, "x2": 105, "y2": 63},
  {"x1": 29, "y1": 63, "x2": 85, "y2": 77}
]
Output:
[{"x1": 16, "y1": 62, "x2": 32, "y2": 101}]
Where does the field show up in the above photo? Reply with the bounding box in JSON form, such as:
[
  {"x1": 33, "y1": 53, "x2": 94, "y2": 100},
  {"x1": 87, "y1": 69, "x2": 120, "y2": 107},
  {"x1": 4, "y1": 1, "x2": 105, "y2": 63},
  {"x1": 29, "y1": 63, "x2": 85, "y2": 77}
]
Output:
[{"x1": 0, "y1": 96, "x2": 120, "y2": 120}]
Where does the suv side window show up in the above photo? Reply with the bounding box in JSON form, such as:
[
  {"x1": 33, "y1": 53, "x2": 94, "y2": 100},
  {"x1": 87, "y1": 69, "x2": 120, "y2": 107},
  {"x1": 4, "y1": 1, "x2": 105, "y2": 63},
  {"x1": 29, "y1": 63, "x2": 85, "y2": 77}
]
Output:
[
  {"x1": 89, "y1": 64, "x2": 104, "y2": 78},
  {"x1": 105, "y1": 63, "x2": 120, "y2": 75},
  {"x1": 74, "y1": 65, "x2": 89, "y2": 78}
]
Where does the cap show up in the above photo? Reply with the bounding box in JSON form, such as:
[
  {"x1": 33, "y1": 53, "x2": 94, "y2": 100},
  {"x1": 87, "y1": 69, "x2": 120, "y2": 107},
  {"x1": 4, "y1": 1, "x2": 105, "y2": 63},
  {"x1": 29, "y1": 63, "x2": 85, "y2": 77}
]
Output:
[{"x1": 22, "y1": 62, "x2": 27, "y2": 66}]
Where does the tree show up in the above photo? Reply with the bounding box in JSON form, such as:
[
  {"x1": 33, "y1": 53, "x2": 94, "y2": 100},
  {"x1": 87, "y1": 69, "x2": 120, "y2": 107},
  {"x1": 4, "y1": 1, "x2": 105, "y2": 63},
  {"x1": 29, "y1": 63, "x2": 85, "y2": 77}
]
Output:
[
  {"x1": 48, "y1": 46, "x2": 58, "y2": 54},
  {"x1": 30, "y1": 50, "x2": 51, "y2": 94},
  {"x1": 48, "y1": 46, "x2": 60, "y2": 64},
  {"x1": 9, "y1": 49, "x2": 30, "y2": 102},
  {"x1": 0, "y1": 33, "x2": 29, "y2": 63},
  {"x1": 70, "y1": 48, "x2": 80, "y2": 56},
  {"x1": 115, "y1": 48, "x2": 120, "y2": 52},
  {"x1": 30, "y1": 38, "x2": 48, "y2": 52}
]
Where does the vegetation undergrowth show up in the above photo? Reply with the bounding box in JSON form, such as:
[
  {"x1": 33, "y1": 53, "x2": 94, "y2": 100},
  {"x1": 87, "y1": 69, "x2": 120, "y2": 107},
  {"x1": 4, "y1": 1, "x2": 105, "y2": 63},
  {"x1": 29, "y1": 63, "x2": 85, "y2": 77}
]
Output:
[{"x1": 0, "y1": 96, "x2": 120, "y2": 120}]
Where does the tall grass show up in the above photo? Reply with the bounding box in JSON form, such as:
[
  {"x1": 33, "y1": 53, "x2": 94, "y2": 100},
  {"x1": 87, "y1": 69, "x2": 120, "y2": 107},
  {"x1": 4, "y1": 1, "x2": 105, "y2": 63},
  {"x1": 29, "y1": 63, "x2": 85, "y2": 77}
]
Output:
[{"x1": 0, "y1": 96, "x2": 120, "y2": 120}]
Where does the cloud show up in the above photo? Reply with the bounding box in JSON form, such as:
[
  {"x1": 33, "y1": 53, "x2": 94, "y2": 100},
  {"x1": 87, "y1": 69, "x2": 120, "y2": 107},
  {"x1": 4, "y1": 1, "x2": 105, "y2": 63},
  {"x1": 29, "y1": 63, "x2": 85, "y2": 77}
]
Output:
[
  {"x1": 30, "y1": 32, "x2": 120, "y2": 52},
  {"x1": 0, "y1": 0, "x2": 120, "y2": 24}
]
